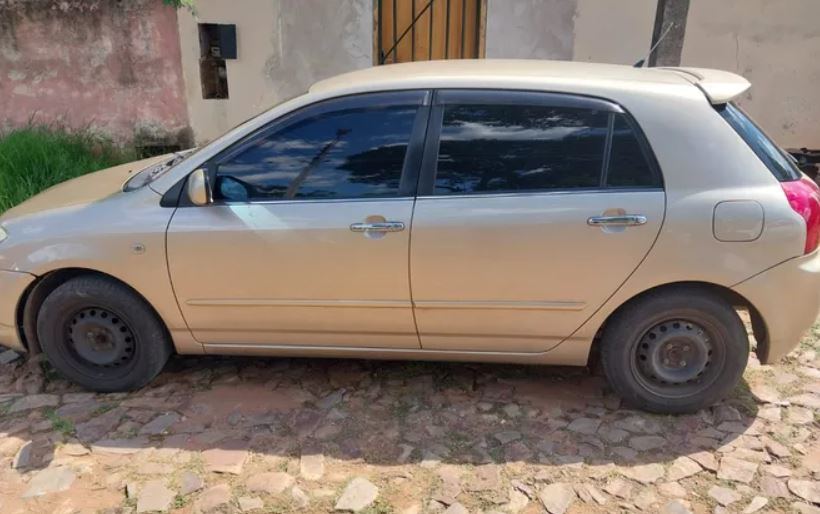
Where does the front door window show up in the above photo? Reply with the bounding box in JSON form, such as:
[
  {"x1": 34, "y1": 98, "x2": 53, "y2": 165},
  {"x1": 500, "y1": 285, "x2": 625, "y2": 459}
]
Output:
[{"x1": 215, "y1": 104, "x2": 420, "y2": 202}]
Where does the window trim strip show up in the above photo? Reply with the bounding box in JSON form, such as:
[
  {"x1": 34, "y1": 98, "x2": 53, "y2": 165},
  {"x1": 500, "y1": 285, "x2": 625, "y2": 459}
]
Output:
[
  {"x1": 415, "y1": 187, "x2": 664, "y2": 201},
  {"x1": 433, "y1": 89, "x2": 625, "y2": 113},
  {"x1": 600, "y1": 112, "x2": 615, "y2": 187}
]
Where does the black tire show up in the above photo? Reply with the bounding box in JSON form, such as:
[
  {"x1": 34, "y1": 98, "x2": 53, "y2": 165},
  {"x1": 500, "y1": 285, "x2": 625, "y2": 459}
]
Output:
[
  {"x1": 600, "y1": 286, "x2": 749, "y2": 414},
  {"x1": 36, "y1": 275, "x2": 172, "y2": 392}
]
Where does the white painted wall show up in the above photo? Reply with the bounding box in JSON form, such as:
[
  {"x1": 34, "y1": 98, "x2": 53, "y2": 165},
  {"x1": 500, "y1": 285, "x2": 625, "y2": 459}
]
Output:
[
  {"x1": 177, "y1": 0, "x2": 372, "y2": 143},
  {"x1": 681, "y1": 0, "x2": 820, "y2": 148},
  {"x1": 484, "y1": 0, "x2": 655, "y2": 65},
  {"x1": 485, "y1": 0, "x2": 576, "y2": 60},
  {"x1": 177, "y1": 0, "x2": 820, "y2": 148},
  {"x1": 573, "y1": 0, "x2": 656, "y2": 65}
]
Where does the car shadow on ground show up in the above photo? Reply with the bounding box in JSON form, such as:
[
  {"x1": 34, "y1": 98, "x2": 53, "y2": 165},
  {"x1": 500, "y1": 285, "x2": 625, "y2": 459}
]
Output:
[{"x1": 1, "y1": 353, "x2": 762, "y2": 477}]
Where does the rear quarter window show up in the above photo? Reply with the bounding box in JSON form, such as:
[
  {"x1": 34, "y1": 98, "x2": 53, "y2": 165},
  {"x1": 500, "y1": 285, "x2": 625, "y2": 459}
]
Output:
[
  {"x1": 718, "y1": 103, "x2": 801, "y2": 182},
  {"x1": 606, "y1": 114, "x2": 658, "y2": 188}
]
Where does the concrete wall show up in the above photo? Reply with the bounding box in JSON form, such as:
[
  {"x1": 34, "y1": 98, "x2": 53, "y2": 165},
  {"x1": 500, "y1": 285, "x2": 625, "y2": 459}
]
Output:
[
  {"x1": 484, "y1": 0, "x2": 820, "y2": 148},
  {"x1": 484, "y1": 0, "x2": 655, "y2": 65},
  {"x1": 574, "y1": 0, "x2": 657, "y2": 65},
  {"x1": 177, "y1": 0, "x2": 372, "y2": 143},
  {"x1": 3, "y1": 1, "x2": 817, "y2": 149},
  {"x1": 0, "y1": 0, "x2": 190, "y2": 145},
  {"x1": 681, "y1": 0, "x2": 820, "y2": 148},
  {"x1": 485, "y1": 0, "x2": 576, "y2": 60}
]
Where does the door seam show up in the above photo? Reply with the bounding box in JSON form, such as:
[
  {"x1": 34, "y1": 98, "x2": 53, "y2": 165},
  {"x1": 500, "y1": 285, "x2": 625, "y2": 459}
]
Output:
[
  {"x1": 163, "y1": 204, "x2": 200, "y2": 345},
  {"x1": 407, "y1": 196, "x2": 423, "y2": 349},
  {"x1": 408, "y1": 93, "x2": 437, "y2": 350}
]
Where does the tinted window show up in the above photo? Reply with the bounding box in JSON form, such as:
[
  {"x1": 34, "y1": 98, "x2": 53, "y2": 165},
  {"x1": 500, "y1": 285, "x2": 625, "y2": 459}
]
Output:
[
  {"x1": 718, "y1": 103, "x2": 801, "y2": 182},
  {"x1": 434, "y1": 104, "x2": 608, "y2": 195},
  {"x1": 215, "y1": 105, "x2": 419, "y2": 201},
  {"x1": 606, "y1": 114, "x2": 656, "y2": 187}
]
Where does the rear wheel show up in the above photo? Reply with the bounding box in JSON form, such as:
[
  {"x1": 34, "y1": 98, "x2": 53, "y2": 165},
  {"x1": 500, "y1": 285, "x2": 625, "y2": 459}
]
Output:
[
  {"x1": 600, "y1": 286, "x2": 749, "y2": 413},
  {"x1": 36, "y1": 275, "x2": 172, "y2": 392}
]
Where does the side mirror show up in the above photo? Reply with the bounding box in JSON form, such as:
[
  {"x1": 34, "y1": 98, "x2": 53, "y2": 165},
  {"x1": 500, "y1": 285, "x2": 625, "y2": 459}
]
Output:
[{"x1": 186, "y1": 168, "x2": 212, "y2": 206}]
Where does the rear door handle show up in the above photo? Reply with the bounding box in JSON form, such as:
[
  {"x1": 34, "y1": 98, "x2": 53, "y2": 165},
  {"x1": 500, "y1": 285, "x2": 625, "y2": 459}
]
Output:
[
  {"x1": 587, "y1": 215, "x2": 647, "y2": 227},
  {"x1": 350, "y1": 221, "x2": 405, "y2": 233}
]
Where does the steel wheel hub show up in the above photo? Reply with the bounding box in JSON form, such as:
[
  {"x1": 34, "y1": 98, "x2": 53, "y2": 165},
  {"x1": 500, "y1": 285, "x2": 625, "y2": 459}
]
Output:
[
  {"x1": 67, "y1": 308, "x2": 135, "y2": 368},
  {"x1": 636, "y1": 320, "x2": 712, "y2": 386}
]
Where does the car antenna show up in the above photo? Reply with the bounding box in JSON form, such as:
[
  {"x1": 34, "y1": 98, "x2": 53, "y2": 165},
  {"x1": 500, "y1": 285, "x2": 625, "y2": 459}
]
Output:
[{"x1": 634, "y1": 22, "x2": 675, "y2": 67}]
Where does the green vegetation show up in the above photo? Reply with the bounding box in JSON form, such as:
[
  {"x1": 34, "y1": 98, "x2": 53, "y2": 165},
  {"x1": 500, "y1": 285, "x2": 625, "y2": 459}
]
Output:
[
  {"x1": 45, "y1": 408, "x2": 75, "y2": 436},
  {"x1": 361, "y1": 499, "x2": 394, "y2": 514},
  {"x1": 163, "y1": 0, "x2": 195, "y2": 11},
  {"x1": 173, "y1": 494, "x2": 188, "y2": 509},
  {"x1": 92, "y1": 404, "x2": 116, "y2": 417},
  {"x1": 0, "y1": 126, "x2": 136, "y2": 212},
  {"x1": 39, "y1": 358, "x2": 61, "y2": 383}
]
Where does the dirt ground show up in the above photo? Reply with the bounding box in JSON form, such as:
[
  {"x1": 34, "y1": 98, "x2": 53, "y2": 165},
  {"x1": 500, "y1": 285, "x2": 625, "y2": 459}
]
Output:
[{"x1": 0, "y1": 317, "x2": 819, "y2": 514}]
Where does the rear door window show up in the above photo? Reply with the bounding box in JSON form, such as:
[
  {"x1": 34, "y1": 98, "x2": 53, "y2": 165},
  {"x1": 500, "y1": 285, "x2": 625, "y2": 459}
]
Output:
[
  {"x1": 434, "y1": 103, "x2": 609, "y2": 195},
  {"x1": 428, "y1": 91, "x2": 661, "y2": 195}
]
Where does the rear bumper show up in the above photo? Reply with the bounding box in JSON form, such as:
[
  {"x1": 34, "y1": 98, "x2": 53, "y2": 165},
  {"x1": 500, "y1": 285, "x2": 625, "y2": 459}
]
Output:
[
  {"x1": 0, "y1": 269, "x2": 35, "y2": 352},
  {"x1": 733, "y1": 251, "x2": 820, "y2": 363}
]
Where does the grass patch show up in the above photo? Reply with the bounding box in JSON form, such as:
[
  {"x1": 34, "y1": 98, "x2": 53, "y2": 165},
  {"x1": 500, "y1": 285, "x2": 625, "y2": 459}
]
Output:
[
  {"x1": 0, "y1": 126, "x2": 137, "y2": 212},
  {"x1": 172, "y1": 494, "x2": 188, "y2": 509},
  {"x1": 39, "y1": 358, "x2": 61, "y2": 383},
  {"x1": 728, "y1": 380, "x2": 758, "y2": 416},
  {"x1": 45, "y1": 408, "x2": 75, "y2": 436},
  {"x1": 92, "y1": 404, "x2": 116, "y2": 417},
  {"x1": 361, "y1": 499, "x2": 394, "y2": 514}
]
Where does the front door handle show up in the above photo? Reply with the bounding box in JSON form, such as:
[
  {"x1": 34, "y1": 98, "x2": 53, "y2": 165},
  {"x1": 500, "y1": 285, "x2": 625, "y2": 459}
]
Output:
[
  {"x1": 350, "y1": 221, "x2": 405, "y2": 233},
  {"x1": 587, "y1": 214, "x2": 647, "y2": 227}
]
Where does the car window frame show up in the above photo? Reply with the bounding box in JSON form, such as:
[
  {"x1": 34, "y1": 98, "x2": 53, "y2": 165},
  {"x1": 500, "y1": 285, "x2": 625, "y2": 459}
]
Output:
[
  {"x1": 605, "y1": 111, "x2": 664, "y2": 190},
  {"x1": 416, "y1": 89, "x2": 663, "y2": 197},
  {"x1": 176, "y1": 90, "x2": 432, "y2": 207}
]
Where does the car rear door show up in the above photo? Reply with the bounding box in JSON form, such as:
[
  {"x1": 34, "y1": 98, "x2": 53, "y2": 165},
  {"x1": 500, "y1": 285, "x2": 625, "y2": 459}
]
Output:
[
  {"x1": 166, "y1": 90, "x2": 430, "y2": 350},
  {"x1": 409, "y1": 90, "x2": 665, "y2": 352}
]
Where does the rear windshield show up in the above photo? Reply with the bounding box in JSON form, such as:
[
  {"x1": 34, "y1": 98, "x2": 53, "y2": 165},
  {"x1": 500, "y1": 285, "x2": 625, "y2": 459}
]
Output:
[{"x1": 717, "y1": 103, "x2": 801, "y2": 182}]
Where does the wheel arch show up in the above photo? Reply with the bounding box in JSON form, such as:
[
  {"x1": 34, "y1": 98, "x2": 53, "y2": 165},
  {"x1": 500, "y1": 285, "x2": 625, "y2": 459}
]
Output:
[
  {"x1": 16, "y1": 267, "x2": 173, "y2": 354},
  {"x1": 587, "y1": 280, "x2": 768, "y2": 369}
]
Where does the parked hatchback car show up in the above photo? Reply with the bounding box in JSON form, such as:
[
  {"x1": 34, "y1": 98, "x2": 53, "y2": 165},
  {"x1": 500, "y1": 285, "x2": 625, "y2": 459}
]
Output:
[{"x1": 1, "y1": 60, "x2": 819, "y2": 413}]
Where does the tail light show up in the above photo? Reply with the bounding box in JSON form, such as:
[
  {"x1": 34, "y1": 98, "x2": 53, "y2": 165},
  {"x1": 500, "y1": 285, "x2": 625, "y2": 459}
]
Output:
[{"x1": 781, "y1": 176, "x2": 820, "y2": 254}]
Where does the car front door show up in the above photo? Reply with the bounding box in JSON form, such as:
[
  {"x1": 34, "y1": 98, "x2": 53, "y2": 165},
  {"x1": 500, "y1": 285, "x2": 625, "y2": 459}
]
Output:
[
  {"x1": 409, "y1": 90, "x2": 666, "y2": 353},
  {"x1": 167, "y1": 90, "x2": 430, "y2": 350}
]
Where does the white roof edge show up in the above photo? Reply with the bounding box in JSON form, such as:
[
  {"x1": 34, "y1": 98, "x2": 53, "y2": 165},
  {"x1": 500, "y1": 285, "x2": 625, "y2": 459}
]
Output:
[
  {"x1": 656, "y1": 67, "x2": 751, "y2": 104},
  {"x1": 308, "y1": 59, "x2": 692, "y2": 96}
]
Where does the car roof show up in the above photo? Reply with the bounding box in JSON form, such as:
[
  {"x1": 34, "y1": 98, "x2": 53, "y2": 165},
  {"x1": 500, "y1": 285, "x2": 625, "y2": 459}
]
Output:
[
  {"x1": 309, "y1": 59, "x2": 749, "y2": 104},
  {"x1": 310, "y1": 59, "x2": 685, "y2": 92}
]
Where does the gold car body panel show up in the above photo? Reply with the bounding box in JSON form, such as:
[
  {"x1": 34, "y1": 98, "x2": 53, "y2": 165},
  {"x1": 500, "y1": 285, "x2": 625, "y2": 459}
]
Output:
[
  {"x1": 0, "y1": 60, "x2": 816, "y2": 365},
  {"x1": 410, "y1": 191, "x2": 665, "y2": 352},
  {"x1": 0, "y1": 270, "x2": 36, "y2": 351},
  {"x1": 167, "y1": 198, "x2": 420, "y2": 349},
  {"x1": 733, "y1": 250, "x2": 820, "y2": 363},
  {"x1": 0, "y1": 156, "x2": 165, "y2": 220},
  {"x1": 0, "y1": 156, "x2": 204, "y2": 355}
]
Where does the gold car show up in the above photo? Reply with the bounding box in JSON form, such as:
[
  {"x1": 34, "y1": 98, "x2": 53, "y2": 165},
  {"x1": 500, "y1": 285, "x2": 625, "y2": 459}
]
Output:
[{"x1": 2, "y1": 60, "x2": 819, "y2": 413}]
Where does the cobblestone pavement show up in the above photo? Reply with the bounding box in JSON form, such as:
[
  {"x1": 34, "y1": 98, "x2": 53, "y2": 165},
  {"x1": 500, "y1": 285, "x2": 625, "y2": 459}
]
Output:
[{"x1": 0, "y1": 318, "x2": 819, "y2": 514}]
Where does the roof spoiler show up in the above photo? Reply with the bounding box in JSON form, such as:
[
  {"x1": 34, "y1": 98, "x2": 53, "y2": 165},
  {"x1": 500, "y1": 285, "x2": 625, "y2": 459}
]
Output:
[{"x1": 658, "y1": 67, "x2": 751, "y2": 104}]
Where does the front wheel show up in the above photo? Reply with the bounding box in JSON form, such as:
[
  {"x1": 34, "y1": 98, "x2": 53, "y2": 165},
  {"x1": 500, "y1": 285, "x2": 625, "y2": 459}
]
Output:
[
  {"x1": 36, "y1": 275, "x2": 172, "y2": 392},
  {"x1": 600, "y1": 286, "x2": 749, "y2": 414}
]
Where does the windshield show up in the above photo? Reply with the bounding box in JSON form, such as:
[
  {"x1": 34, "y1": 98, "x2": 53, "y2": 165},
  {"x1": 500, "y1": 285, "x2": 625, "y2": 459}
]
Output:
[
  {"x1": 717, "y1": 103, "x2": 802, "y2": 182},
  {"x1": 123, "y1": 149, "x2": 196, "y2": 191}
]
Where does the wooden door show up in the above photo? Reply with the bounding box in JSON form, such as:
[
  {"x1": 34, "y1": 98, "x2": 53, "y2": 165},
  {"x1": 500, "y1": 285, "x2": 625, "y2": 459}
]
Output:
[{"x1": 376, "y1": 0, "x2": 486, "y2": 64}]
